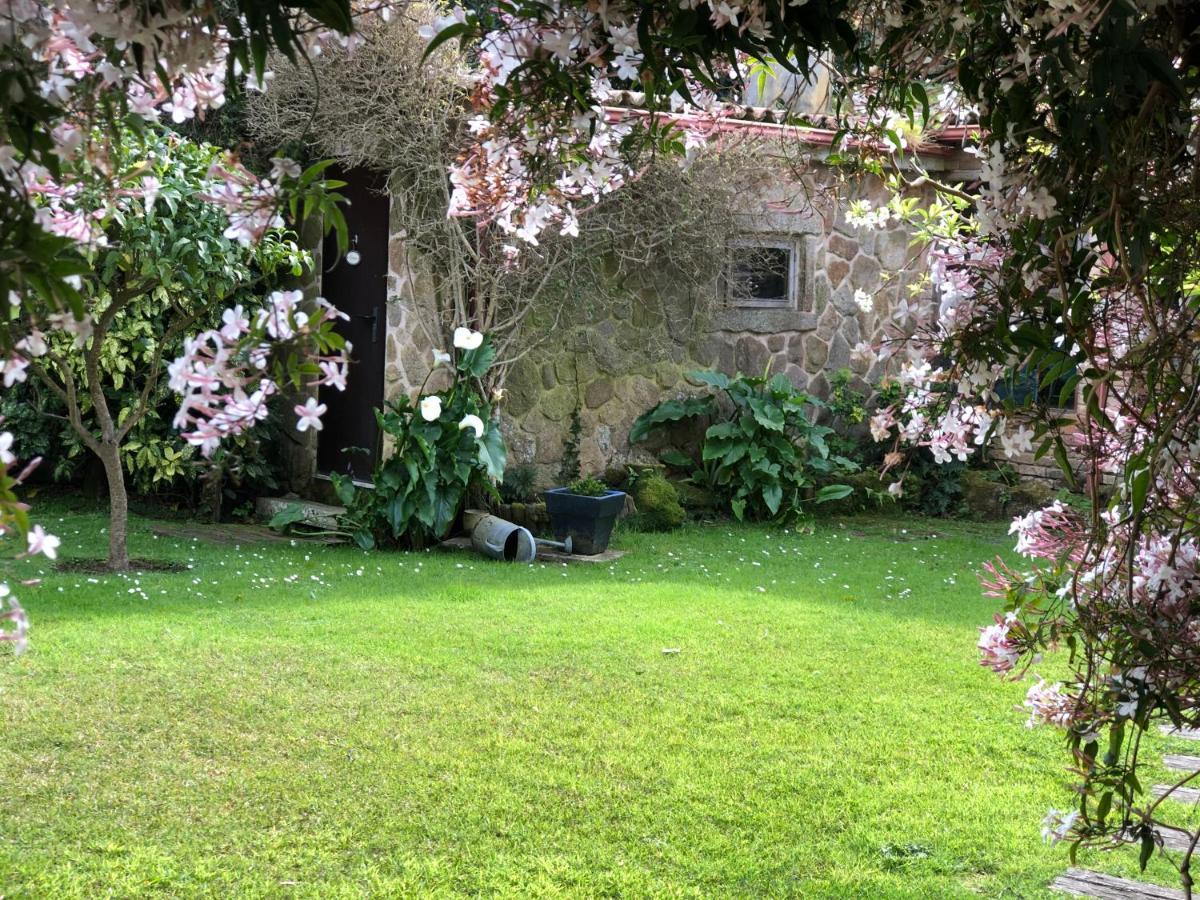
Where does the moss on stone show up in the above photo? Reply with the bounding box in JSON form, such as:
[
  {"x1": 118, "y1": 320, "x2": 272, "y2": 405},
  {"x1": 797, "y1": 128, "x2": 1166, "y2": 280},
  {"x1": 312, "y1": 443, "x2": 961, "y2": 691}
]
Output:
[{"x1": 632, "y1": 473, "x2": 686, "y2": 531}]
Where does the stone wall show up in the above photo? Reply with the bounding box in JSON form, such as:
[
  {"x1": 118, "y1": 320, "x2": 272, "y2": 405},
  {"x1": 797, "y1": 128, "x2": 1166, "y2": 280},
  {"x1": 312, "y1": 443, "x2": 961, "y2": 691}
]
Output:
[{"x1": 378, "y1": 172, "x2": 938, "y2": 488}]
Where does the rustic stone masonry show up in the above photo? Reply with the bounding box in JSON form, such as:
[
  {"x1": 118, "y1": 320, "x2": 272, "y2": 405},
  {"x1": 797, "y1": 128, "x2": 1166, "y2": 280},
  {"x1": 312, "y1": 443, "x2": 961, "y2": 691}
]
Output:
[{"x1": 375, "y1": 173, "x2": 947, "y2": 487}]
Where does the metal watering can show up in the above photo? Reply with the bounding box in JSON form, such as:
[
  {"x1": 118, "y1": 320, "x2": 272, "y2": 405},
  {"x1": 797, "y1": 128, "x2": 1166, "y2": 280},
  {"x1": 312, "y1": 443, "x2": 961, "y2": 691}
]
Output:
[{"x1": 469, "y1": 514, "x2": 571, "y2": 563}]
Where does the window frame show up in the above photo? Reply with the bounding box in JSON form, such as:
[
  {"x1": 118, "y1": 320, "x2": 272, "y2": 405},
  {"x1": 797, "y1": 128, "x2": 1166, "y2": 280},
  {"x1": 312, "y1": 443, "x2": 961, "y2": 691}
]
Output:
[{"x1": 722, "y1": 236, "x2": 802, "y2": 310}]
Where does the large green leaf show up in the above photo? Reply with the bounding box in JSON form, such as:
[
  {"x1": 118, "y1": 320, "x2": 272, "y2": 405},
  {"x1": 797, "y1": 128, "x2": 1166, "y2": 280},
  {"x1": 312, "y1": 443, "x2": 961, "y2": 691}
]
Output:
[
  {"x1": 746, "y1": 396, "x2": 785, "y2": 432},
  {"x1": 459, "y1": 335, "x2": 498, "y2": 379},
  {"x1": 815, "y1": 484, "x2": 853, "y2": 503},
  {"x1": 431, "y1": 483, "x2": 463, "y2": 538},
  {"x1": 687, "y1": 370, "x2": 730, "y2": 389},
  {"x1": 477, "y1": 421, "x2": 507, "y2": 479},
  {"x1": 630, "y1": 396, "x2": 716, "y2": 443},
  {"x1": 659, "y1": 449, "x2": 695, "y2": 468}
]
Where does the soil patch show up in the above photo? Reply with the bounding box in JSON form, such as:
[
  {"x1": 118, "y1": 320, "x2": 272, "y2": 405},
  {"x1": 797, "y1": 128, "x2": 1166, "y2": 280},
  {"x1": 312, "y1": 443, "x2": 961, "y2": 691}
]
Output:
[{"x1": 56, "y1": 557, "x2": 188, "y2": 574}]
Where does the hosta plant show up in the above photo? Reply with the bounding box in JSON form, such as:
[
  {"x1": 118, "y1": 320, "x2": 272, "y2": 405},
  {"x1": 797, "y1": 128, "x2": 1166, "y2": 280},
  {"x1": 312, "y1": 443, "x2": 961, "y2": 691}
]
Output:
[
  {"x1": 334, "y1": 330, "x2": 506, "y2": 550},
  {"x1": 631, "y1": 370, "x2": 855, "y2": 522}
]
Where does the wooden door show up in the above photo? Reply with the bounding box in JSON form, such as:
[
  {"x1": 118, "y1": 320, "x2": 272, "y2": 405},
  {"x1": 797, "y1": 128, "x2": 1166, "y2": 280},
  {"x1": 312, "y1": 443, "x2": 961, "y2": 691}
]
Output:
[{"x1": 316, "y1": 167, "x2": 389, "y2": 482}]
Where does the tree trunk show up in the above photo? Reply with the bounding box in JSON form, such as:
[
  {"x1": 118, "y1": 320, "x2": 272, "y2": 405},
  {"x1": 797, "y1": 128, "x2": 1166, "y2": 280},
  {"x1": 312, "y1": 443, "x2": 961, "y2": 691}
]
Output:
[
  {"x1": 199, "y1": 462, "x2": 224, "y2": 524},
  {"x1": 97, "y1": 442, "x2": 130, "y2": 571}
]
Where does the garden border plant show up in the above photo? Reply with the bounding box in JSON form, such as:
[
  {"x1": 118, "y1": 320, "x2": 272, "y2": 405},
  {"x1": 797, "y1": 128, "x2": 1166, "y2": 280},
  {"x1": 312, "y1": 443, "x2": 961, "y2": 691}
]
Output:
[
  {"x1": 333, "y1": 328, "x2": 505, "y2": 550},
  {"x1": 631, "y1": 368, "x2": 855, "y2": 523}
]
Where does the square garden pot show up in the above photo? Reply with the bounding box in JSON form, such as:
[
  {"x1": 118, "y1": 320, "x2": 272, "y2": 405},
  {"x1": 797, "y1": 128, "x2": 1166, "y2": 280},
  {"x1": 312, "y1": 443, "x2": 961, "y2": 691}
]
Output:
[{"x1": 543, "y1": 488, "x2": 626, "y2": 555}]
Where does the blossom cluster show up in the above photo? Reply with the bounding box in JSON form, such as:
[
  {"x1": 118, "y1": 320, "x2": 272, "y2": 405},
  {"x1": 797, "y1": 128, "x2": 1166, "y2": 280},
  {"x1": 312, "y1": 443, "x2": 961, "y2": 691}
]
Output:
[
  {"x1": 170, "y1": 290, "x2": 350, "y2": 455},
  {"x1": 427, "y1": 3, "x2": 799, "y2": 250}
]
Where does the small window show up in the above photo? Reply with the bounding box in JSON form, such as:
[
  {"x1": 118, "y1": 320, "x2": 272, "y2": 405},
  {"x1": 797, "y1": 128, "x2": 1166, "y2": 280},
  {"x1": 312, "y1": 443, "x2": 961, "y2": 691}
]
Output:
[{"x1": 724, "y1": 238, "x2": 799, "y2": 308}]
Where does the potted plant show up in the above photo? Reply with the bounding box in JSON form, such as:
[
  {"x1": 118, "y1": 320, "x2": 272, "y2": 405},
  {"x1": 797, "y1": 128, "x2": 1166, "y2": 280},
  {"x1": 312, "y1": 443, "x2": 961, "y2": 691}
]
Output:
[{"x1": 544, "y1": 476, "x2": 626, "y2": 555}]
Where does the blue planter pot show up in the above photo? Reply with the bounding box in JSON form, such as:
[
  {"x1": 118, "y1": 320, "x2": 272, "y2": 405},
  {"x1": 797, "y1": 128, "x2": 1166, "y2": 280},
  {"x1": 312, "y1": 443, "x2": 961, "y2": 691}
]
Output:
[{"x1": 543, "y1": 488, "x2": 626, "y2": 555}]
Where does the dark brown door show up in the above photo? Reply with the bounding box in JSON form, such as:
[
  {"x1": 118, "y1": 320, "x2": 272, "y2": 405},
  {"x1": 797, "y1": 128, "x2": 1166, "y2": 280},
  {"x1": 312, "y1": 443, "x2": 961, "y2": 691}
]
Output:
[{"x1": 317, "y1": 167, "x2": 389, "y2": 482}]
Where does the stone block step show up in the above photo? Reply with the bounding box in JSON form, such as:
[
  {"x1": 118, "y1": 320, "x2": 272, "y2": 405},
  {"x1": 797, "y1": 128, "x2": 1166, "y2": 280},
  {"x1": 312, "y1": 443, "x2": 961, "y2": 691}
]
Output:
[{"x1": 256, "y1": 496, "x2": 345, "y2": 530}]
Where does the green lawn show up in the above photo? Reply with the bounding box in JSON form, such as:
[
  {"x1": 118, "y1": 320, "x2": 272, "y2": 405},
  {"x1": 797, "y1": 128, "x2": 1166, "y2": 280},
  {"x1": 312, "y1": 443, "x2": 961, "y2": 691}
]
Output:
[{"x1": 0, "y1": 500, "x2": 1190, "y2": 897}]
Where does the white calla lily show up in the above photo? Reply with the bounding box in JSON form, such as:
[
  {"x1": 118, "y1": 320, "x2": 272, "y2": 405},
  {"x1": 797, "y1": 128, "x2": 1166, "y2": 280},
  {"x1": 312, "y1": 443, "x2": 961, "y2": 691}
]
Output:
[
  {"x1": 458, "y1": 413, "x2": 485, "y2": 438},
  {"x1": 452, "y1": 326, "x2": 483, "y2": 350},
  {"x1": 419, "y1": 395, "x2": 442, "y2": 422}
]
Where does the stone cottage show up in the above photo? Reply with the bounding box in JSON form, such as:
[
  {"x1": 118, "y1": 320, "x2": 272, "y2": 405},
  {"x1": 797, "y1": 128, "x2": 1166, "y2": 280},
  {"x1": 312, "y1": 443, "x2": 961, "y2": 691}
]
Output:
[{"x1": 302, "y1": 114, "x2": 983, "y2": 490}]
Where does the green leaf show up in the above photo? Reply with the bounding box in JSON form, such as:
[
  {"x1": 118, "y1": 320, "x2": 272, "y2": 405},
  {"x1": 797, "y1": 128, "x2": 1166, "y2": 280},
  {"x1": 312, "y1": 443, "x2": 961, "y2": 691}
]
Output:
[
  {"x1": 815, "y1": 484, "x2": 853, "y2": 503},
  {"x1": 1096, "y1": 792, "x2": 1112, "y2": 826},
  {"x1": 267, "y1": 503, "x2": 309, "y2": 532},
  {"x1": 330, "y1": 473, "x2": 356, "y2": 506},
  {"x1": 1139, "y1": 828, "x2": 1154, "y2": 870},
  {"x1": 477, "y1": 422, "x2": 507, "y2": 479},
  {"x1": 630, "y1": 396, "x2": 715, "y2": 442},
  {"x1": 459, "y1": 335, "x2": 498, "y2": 379},
  {"x1": 421, "y1": 21, "x2": 469, "y2": 58},
  {"x1": 659, "y1": 449, "x2": 694, "y2": 468},
  {"x1": 688, "y1": 370, "x2": 730, "y2": 389},
  {"x1": 1129, "y1": 464, "x2": 1151, "y2": 519}
]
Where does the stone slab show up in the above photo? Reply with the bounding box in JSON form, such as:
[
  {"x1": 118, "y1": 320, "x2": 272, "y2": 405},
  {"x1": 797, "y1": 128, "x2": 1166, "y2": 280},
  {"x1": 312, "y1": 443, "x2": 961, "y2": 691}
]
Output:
[
  {"x1": 1159, "y1": 725, "x2": 1200, "y2": 741},
  {"x1": 1151, "y1": 785, "x2": 1200, "y2": 805},
  {"x1": 1119, "y1": 828, "x2": 1194, "y2": 853},
  {"x1": 151, "y1": 522, "x2": 298, "y2": 546},
  {"x1": 256, "y1": 496, "x2": 346, "y2": 530},
  {"x1": 436, "y1": 535, "x2": 626, "y2": 565},
  {"x1": 1051, "y1": 868, "x2": 1184, "y2": 899},
  {"x1": 1163, "y1": 755, "x2": 1200, "y2": 773}
]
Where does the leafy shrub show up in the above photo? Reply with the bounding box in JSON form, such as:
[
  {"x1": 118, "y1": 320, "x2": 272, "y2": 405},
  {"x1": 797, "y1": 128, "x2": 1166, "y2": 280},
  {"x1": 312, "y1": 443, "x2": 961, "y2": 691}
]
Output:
[
  {"x1": 334, "y1": 334, "x2": 506, "y2": 549},
  {"x1": 556, "y1": 404, "x2": 584, "y2": 486},
  {"x1": 567, "y1": 476, "x2": 609, "y2": 497},
  {"x1": 631, "y1": 370, "x2": 856, "y2": 522},
  {"x1": 499, "y1": 462, "x2": 538, "y2": 503},
  {"x1": 826, "y1": 368, "x2": 872, "y2": 466},
  {"x1": 631, "y1": 472, "x2": 685, "y2": 531}
]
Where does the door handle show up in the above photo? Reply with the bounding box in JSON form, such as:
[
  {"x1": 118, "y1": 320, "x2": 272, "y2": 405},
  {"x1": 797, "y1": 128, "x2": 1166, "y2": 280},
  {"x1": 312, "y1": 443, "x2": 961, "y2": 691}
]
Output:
[{"x1": 352, "y1": 308, "x2": 379, "y2": 343}]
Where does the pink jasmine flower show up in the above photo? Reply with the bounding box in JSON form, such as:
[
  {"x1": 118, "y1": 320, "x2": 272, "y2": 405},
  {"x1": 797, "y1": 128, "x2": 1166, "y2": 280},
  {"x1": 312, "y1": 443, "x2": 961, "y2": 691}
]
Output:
[
  {"x1": 1041, "y1": 808, "x2": 1079, "y2": 845},
  {"x1": 26, "y1": 525, "x2": 60, "y2": 560},
  {"x1": 270, "y1": 157, "x2": 301, "y2": 180},
  {"x1": 319, "y1": 360, "x2": 347, "y2": 391},
  {"x1": 294, "y1": 397, "x2": 327, "y2": 432},
  {"x1": 1024, "y1": 678, "x2": 1074, "y2": 728},
  {"x1": 220, "y1": 305, "x2": 249, "y2": 341},
  {"x1": 977, "y1": 611, "x2": 1021, "y2": 674}
]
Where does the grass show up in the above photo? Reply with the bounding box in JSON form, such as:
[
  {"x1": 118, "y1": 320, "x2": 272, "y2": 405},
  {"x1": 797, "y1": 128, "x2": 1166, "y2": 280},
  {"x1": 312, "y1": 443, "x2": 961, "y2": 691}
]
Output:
[{"x1": 0, "y1": 499, "x2": 1191, "y2": 897}]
